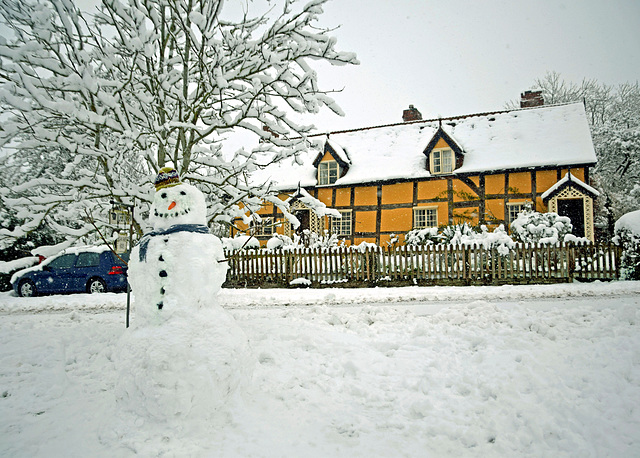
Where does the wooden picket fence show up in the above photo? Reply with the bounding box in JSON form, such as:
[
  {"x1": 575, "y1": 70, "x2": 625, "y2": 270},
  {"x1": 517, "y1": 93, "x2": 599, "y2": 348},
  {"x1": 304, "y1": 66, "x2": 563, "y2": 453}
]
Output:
[{"x1": 223, "y1": 242, "x2": 621, "y2": 287}]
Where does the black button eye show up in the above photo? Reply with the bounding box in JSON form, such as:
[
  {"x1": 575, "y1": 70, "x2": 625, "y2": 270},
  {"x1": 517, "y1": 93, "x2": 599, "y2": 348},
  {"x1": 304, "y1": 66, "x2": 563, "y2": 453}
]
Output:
[
  {"x1": 180, "y1": 191, "x2": 186, "y2": 195},
  {"x1": 161, "y1": 192, "x2": 167, "y2": 199}
]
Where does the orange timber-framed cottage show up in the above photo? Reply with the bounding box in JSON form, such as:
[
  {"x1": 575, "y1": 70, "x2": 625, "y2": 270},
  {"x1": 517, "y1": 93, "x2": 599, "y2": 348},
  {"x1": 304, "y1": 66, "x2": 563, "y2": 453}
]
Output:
[{"x1": 233, "y1": 95, "x2": 599, "y2": 246}]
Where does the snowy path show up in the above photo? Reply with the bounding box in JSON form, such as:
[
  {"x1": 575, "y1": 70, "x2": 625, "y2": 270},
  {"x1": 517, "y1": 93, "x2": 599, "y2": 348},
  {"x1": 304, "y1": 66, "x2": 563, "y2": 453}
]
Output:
[
  {"x1": 2, "y1": 280, "x2": 640, "y2": 315},
  {"x1": 1, "y1": 283, "x2": 639, "y2": 457}
]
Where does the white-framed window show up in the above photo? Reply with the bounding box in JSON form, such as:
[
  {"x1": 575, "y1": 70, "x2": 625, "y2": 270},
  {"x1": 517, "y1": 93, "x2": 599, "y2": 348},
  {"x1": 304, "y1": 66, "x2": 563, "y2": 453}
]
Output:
[
  {"x1": 413, "y1": 207, "x2": 438, "y2": 229},
  {"x1": 431, "y1": 148, "x2": 454, "y2": 174},
  {"x1": 331, "y1": 210, "x2": 352, "y2": 236},
  {"x1": 507, "y1": 202, "x2": 526, "y2": 225},
  {"x1": 318, "y1": 161, "x2": 339, "y2": 185}
]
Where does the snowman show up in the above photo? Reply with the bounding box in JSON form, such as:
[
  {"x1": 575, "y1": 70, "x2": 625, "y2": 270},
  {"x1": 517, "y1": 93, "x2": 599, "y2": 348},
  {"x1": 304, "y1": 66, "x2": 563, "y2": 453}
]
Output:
[
  {"x1": 116, "y1": 167, "x2": 253, "y2": 421},
  {"x1": 127, "y1": 166, "x2": 229, "y2": 321}
]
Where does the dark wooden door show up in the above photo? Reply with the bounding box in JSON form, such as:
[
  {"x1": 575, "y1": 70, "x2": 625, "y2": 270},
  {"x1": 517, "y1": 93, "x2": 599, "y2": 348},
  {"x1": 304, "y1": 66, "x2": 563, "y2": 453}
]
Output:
[
  {"x1": 557, "y1": 198, "x2": 585, "y2": 237},
  {"x1": 294, "y1": 209, "x2": 310, "y2": 234}
]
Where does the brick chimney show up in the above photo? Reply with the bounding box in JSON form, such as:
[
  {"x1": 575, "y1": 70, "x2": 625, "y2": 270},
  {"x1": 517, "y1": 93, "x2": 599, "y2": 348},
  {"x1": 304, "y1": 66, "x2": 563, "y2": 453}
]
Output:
[
  {"x1": 402, "y1": 104, "x2": 422, "y2": 122},
  {"x1": 520, "y1": 90, "x2": 544, "y2": 108}
]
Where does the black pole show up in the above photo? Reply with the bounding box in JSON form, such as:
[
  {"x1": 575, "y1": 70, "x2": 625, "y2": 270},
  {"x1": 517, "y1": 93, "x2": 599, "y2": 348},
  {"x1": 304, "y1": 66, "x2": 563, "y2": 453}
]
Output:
[
  {"x1": 126, "y1": 204, "x2": 134, "y2": 328},
  {"x1": 110, "y1": 200, "x2": 135, "y2": 328}
]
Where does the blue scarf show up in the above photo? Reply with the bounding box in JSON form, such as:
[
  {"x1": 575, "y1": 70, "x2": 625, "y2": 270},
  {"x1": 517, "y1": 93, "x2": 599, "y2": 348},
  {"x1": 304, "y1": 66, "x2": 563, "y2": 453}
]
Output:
[{"x1": 137, "y1": 224, "x2": 210, "y2": 262}]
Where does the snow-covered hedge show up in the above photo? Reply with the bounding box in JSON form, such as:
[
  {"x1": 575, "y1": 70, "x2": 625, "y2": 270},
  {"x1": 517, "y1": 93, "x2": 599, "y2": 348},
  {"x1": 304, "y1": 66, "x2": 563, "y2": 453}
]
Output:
[
  {"x1": 266, "y1": 230, "x2": 342, "y2": 251},
  {"x1": 614, "y1": 210, "x2": 640, "y2": 280},
  {"x1": 222, "y1": 235, "x2": 260, "y2": 252},
  {"x1": 404, "y1": 227, "x2": 440, "y2": 246},
  {"x1": 0, "y1": 256, "x2": 39, "y2": 275},
  {"x1": 510, "y1": 208, "x2": 574, "y2": 244},
  {"x1": 448, "y1": 224, "x2": 515, "y2": 255},
  {"x1": 405, "y1": 223, "x2": 514, "y2": 254}
]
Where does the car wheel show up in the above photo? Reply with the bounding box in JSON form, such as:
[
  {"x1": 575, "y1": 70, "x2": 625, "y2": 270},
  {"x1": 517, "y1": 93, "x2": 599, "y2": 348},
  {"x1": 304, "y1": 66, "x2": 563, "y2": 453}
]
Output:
[
  {"x1": 87, "y1": 278, "x2": 107, "y2": 294},
  {"x1": 19, "y1": 279, "x2": 36, "y2": 297}
]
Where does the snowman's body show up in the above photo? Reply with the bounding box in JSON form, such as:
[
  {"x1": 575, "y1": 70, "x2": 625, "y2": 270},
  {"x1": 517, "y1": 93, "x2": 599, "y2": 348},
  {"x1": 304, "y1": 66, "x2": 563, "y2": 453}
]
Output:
[{"x1": 117, "y1": 177, "x2": 252, "y2": 421}]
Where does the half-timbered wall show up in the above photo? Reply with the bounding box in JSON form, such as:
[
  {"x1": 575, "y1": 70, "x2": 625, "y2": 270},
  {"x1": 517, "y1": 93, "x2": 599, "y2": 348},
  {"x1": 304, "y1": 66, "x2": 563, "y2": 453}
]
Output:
[{"x1": 233, "y1": 165, "x2": 594, "y2": 246}]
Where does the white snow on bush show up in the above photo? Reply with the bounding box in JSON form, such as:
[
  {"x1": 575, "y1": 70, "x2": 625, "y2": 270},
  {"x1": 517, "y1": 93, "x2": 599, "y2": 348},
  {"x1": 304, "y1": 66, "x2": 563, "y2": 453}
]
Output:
[
  {"x1": 0, "y1": 256, "x2": 39, "y2": 275},
  {"x1": 264, "y1": 236, "x2": 283, "y2": 250},
  {"x1": 222, "y1": 235, "x2": 261, "y2": 251},
  {"x1": 616, "y1": 209, "x2": 640, "y2": 236},
  {"x1": 511, "y1": 208, "x2": 573, "y2": 244},
  {"x1": 30, "y1": 240, "x2": 74, "y2": 258}
]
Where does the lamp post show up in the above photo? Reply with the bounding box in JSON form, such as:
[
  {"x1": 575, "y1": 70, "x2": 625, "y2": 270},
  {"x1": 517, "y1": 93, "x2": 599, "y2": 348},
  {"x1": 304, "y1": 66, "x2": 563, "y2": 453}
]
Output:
[{"x1": 110, "y1": 200, "x2": 135, "y2": 328}]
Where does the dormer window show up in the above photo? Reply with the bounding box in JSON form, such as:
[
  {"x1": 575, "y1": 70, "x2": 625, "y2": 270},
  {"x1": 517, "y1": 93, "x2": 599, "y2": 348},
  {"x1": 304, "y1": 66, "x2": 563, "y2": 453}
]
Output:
[
  {"x1": 423, "y1": 126, "x2": 464, "y2": 175},
  {"x1": 313, "y1": 139, "x2": 350, "y2": 185},
  {"x1": 432, "y1": 148, "x2": 453, "y2": 174},
  {"x1": 318, "y1": 161, "x2": 339, "y2": 185}
]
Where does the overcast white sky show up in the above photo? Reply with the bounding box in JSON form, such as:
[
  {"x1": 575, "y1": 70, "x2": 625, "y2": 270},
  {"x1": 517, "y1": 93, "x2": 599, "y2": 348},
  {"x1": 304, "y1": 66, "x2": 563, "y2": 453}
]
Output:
[
  {"x1": 288, "y1": 0, "x2": 640, "y2": 131},
  {"x1": 44, "y1": 0, "x2": 640, "y2": 134}
]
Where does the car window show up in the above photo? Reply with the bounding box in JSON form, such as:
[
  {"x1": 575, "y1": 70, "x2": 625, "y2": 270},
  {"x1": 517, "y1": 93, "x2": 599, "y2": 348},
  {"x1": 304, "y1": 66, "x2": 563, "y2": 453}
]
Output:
[
  {"x1": 76, "y1": 252, "x2": 100, "y2": 268},
  {"x1": 48, "y1": 254, "x2": 77, "y2": 269}
]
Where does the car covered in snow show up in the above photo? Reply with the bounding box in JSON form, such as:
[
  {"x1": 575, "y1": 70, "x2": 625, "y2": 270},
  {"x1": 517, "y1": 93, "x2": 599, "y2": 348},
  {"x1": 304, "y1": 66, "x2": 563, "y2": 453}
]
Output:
[{"x1": 11, "y1": 246, "x2": 128, "y2": 297}]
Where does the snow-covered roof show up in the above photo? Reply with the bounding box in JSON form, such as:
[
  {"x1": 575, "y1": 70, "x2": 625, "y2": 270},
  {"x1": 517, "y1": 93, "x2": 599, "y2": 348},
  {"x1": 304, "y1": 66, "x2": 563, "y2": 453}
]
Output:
[
  {"x1": 541, "y1": 172, "x2": 600, "y2": 201},
  {"x1": 326, "y1": 138, "x2": 351, "y2": 166},
  {"x1": 255, "y1": 102, "x2": 597, "y2": 191}
]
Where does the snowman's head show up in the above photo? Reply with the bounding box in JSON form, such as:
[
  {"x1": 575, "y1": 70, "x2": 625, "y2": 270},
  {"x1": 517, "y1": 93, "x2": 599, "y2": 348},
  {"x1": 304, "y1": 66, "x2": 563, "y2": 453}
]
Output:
[{"x1": 149, "y1": 168, "x2": 207, "y2": 230}]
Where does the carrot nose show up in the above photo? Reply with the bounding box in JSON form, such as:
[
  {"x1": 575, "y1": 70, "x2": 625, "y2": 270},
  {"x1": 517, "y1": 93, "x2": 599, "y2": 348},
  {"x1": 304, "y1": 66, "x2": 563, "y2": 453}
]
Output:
[{"x1": 168, "y1": 201, "x2": 176, "y2": 210}]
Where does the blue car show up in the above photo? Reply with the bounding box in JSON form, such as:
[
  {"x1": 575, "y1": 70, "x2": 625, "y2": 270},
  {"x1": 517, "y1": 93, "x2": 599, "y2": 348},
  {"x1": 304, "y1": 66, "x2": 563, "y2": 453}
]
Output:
[{"x1": 12, "y1": 247, "x2": 128, "y2": 297}]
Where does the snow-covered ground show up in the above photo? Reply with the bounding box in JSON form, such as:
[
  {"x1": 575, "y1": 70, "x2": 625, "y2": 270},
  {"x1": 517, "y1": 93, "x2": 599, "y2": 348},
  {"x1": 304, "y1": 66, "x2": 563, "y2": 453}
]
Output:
[{"x1": 1, "y1": 282, "x2": 639, "y2": 457}]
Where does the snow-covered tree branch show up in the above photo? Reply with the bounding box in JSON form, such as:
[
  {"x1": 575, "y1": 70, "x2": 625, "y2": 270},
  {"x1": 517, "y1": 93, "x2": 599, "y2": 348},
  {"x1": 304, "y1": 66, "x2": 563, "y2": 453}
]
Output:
[{"x1": 0, "y1": 0, "x2": 358, "y2": 248}]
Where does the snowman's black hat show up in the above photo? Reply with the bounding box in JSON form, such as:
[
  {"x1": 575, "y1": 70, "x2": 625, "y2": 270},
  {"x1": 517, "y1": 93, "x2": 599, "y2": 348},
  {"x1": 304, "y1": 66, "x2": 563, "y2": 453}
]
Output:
[{"x1": 154, "y1": 167, "x2": 181, "y2": 191}]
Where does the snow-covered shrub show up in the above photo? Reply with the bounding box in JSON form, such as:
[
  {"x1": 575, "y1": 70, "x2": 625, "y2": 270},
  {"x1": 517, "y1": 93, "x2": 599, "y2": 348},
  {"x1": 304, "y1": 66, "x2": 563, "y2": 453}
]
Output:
[
  {"x1": 406, "y1": 223, "x2": 515, "y2": 254},
  {"x1": 440, "y1": 223, "x2": 476, "y2": 244},
  {"x1": 264, "y1": 230, "x2": 345, "y2": 251},
  {"x1": 294, "y1": 230, "x2": 341, "y2": 249},
  {"x1": 352, "y1": 241, "x2": 378, "y2": 252},
  {"x1": 614, "y1": 210, "x2": 640, "y2": 280},
  {"x1": 510, "y1": 208, "x2": 573, "y2": 244},
  {"x1": 450, "y1": 225, "x2": 516, "y2": 255},
  {"x1": 563, "y1": 234, "x2": 591, "y2": 244},
  {"x1": 266, "y1": 233, "x2": 294, "y2": 250},
  {"x1": 405, "y1": 227, "x2": 440, "y2": 246},
  {"x1": 222, "y1": 235, "x2": 260, "y2": 252}
]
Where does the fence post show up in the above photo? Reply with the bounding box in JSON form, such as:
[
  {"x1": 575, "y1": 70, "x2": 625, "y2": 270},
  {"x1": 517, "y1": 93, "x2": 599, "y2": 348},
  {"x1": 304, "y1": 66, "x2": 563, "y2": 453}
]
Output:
[
  {"x1": 615, "y1": 244, "x2": 622, "y2": 279},
  {"x1": 568, "y1": 243, "x2": 576, "y2": 281},
  {"x1": 462, "y1": 245, "x2": 468, "y2": 281},
  {"x1": 284, "y1": 250, "x2": 291, "y2": 284}
]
